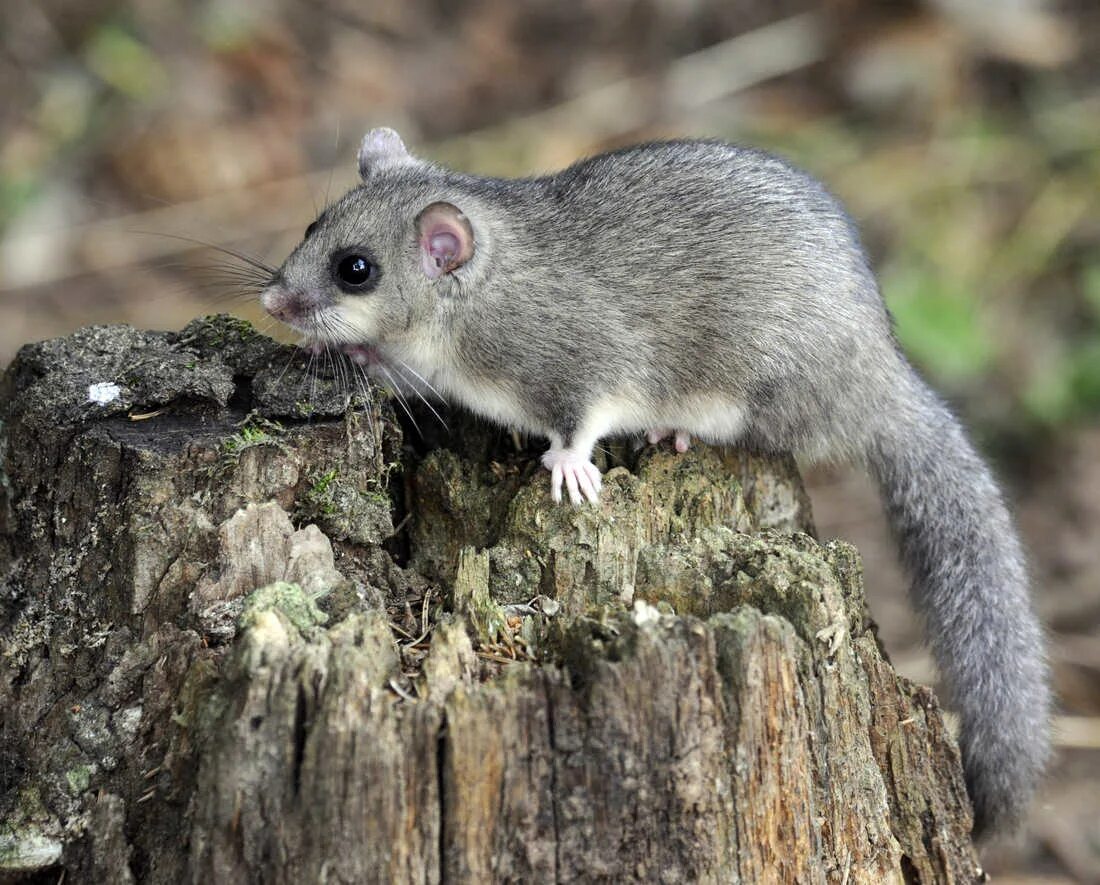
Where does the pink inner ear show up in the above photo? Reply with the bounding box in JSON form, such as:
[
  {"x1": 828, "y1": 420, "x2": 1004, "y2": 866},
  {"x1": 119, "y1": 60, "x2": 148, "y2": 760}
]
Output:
[
  {"x1": 430, "y1": 231, "x2": 460, "y2": 267},
  {"x1": 417, "y1": 203, "x2": 474, "y2": 279}
]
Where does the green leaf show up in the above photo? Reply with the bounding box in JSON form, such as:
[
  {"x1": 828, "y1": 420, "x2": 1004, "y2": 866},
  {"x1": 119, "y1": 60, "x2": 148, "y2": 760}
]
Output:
[{"x1": 84, "y1": 24, "x2": 168, "y2": 101}]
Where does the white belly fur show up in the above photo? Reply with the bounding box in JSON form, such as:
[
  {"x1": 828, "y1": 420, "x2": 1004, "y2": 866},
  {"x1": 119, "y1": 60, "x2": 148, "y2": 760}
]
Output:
[
  {"x1": 441, "y1": 367, "x2": 531, "y2": 430},
  {"x1": 386, "y1": 330, "x2": 750, "y2": 447},
  {"x1": 381, "y1": 335, "x2": 538, "y2": 433},
  {"x1": 586, "y1": 391, "x2": 749, "y2": 444}
]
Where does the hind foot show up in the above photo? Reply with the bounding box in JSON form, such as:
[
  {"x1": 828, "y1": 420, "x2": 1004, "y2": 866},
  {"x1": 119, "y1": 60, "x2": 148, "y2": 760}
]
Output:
[{"x1": 646, "y1": 429, "x2": 691, "y2": 453}]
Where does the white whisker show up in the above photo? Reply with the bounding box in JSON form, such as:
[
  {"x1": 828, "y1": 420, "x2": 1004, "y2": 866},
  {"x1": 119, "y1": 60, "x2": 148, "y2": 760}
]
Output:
[
  {"x1": 379, "y1": 364, "x2": 422, "y2": 438},
  {"x1": 389, "y1": 362, "x2": 448, "y2": 431}
]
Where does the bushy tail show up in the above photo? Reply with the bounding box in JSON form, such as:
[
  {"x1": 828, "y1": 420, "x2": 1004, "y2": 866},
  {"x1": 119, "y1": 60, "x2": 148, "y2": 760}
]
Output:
[{"x1": 866, "y1": 373, "x2": 1050, "y2": 837}]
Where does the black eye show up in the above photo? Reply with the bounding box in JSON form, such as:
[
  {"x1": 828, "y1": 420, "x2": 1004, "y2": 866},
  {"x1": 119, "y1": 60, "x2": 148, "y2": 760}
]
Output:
[
  {"x1": 334, "y1": 254, "x2": 376, "y2": 291},
  {"x1": 304, "y1": 220, "x2": 319, "y2": 239}
]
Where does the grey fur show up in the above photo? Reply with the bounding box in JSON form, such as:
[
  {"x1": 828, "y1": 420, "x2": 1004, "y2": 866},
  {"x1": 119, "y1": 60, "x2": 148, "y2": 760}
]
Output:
[{"x1": 264, "y1": 130, "x2": 1051, "y2": 837}]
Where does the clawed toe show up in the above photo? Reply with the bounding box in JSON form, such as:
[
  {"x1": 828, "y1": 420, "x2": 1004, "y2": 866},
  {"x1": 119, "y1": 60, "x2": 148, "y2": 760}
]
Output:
[{"x1": 542, "y1": 450, "x2": 603, "y2": 505}]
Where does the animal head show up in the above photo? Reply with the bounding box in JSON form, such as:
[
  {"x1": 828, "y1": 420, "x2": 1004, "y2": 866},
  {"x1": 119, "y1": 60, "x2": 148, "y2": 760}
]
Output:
[{"x1": 261, "y1": 128, "x2": 479, "y2": 350}]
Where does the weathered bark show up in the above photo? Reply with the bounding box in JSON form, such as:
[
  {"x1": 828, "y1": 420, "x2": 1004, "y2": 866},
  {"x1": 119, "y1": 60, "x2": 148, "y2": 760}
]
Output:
[{"x1": 0, "y1": 316, "x2": 981, "y2": 883}]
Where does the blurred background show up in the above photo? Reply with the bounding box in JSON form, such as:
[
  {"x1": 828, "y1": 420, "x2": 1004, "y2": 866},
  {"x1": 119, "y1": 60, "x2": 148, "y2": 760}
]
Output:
[{"x1": 1, "y1": 0, "x2": 1098, "y2": 879}]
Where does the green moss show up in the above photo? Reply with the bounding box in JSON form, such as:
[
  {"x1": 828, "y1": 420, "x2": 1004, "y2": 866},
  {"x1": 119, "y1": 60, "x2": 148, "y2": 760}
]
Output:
[
  {"x1": 64, "y1": 765, "x2": 92, "y2": 795},
  {"x1": 305, "y1": 468, "x2": 340, "y2": 515},
  {"x1": 196, "y1": 314, "x2": 259, "y2": 346},
  {"x1": 310, "y1": 468, "x2": 338, "y2": 496},
  {"x1": 15, "y1": 785, "x2": 47, "y2": 822},
  {"x1": 296, "y1": 464, "x2": 394, "y2": 545},
  {"x1": 218, "y1": 315, "x2": 259, "y2": 340},
  {"x1": 240, "y1": 581, "x2": 328, "y2": 635},
  {"x1": 220, "y1": 416, "x2": 286, "y2": 457},
  {"x1": 176, "y1": 314, "x2": 261, "y2": 353}
]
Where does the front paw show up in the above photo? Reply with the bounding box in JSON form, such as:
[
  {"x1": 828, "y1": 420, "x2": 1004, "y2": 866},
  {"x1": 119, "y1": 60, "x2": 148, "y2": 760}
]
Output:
[{"x1": 540, "y1": 449, "x2": 602, "y2": 505}]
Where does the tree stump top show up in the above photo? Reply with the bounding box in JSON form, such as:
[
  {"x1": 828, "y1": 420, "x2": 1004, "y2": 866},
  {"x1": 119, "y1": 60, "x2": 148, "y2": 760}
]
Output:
[{"x1": 0, "y1": 316, "x2": 980, "y2": 883}]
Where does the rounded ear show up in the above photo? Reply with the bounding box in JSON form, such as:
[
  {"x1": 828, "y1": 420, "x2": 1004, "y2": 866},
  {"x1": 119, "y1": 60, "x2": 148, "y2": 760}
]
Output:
[
  {"x1": 358, "y1": 128, "x2": 414, "y2": 179},
  {"x1": 416, "y1": 202, "x2": 475, "y2": 279}
]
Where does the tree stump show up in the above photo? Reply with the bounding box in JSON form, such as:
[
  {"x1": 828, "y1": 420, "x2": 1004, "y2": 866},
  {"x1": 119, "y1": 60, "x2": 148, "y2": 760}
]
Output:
[{"x1": 0, "y1": 316, "x2": 981, "y2": 883}]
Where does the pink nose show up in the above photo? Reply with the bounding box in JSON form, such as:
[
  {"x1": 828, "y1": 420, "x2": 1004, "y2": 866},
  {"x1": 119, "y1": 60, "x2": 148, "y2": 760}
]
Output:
[{"x1": 261, "y1": 287, "x2": 297, "y2": 322}]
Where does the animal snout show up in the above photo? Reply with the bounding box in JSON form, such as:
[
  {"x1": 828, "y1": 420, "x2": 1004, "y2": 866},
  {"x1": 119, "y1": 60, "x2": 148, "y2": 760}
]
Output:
[{"x1": 261, "y1": 285, "x2": 319, "y2": 323}]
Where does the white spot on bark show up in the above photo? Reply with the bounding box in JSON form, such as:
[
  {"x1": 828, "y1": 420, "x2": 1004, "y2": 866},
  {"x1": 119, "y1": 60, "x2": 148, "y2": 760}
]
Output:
[{"x1": 87, "y1": 382, "x2": 121, "y2": 404}]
